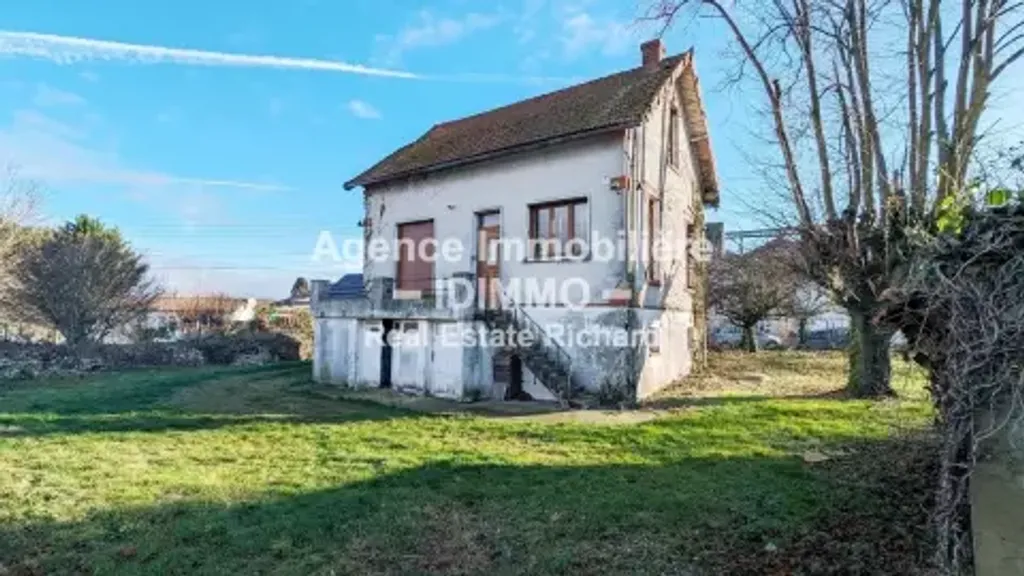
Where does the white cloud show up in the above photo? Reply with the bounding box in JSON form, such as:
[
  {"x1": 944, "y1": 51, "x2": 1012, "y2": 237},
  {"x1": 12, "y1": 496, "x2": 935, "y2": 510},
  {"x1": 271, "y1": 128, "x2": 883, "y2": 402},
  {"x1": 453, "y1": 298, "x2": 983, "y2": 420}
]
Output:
[
  {"x1": 0, "y1": 30, "x2": 419, "y2": 79},
  {"x1": 33, "y1": 83, "x2": 85, "y2": 107},
  {"x1": 0, "y1": 109, "x2": 290, "y2": 192},
  {"x1": 347, "y1": 99, "x2": 381, "y2": 119},
  {"x1": 514, "y1": 0, "x2": 548, "y2": 44},
  {"x1": 376, "y1": 11, "x2": 502, "y2": 64},
  {"x1": 78, "y1": 70, "x2": 99, "y2": 82},
  {"x1": 560, "y1": 11, "x2": 636, "y2": 59}
]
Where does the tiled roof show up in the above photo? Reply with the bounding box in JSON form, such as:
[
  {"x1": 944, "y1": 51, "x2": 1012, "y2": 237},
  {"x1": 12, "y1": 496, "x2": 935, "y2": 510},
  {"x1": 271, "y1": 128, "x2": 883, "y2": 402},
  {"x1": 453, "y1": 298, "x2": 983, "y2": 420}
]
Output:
[{"x1": 345, "y1": 53, "x2": 692, "y2": 190}]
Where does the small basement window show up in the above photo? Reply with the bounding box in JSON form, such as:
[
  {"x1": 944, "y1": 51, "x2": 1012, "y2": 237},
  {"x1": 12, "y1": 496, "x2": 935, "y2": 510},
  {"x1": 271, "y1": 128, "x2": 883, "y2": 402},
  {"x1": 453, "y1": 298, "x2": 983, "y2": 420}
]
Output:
[{"x1": 529, "y1": 198, "x2": 588, "y2": 259}]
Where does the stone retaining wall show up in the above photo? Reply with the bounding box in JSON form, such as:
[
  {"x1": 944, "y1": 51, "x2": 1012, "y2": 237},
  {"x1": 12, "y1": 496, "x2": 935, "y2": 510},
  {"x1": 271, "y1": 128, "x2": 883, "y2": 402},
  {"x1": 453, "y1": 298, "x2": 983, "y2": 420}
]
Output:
[{"x1": 0, "y1": 334, "x2": 302, "y2": 380}]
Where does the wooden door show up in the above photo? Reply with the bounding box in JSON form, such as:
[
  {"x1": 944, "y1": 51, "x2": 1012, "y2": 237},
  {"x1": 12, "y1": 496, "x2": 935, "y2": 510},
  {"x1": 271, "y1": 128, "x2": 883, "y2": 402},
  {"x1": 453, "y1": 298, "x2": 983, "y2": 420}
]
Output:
[
  {"x1": 476, "y1": 212, "x2": 501, "y2": 308},
  {"x1": 397, "y1": 220, "x2": 435, "y2": 295}
]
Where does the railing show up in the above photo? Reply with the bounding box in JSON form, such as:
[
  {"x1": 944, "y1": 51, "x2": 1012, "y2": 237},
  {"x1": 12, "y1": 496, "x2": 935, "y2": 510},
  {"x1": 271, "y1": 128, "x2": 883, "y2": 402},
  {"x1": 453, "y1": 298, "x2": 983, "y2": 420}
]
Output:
[
  {"x1": 496, "y1": 288, "x2": 574, "y2": 403},
  {"x1": 382, "y1": 275, "x2": 475, "y2": 311}
]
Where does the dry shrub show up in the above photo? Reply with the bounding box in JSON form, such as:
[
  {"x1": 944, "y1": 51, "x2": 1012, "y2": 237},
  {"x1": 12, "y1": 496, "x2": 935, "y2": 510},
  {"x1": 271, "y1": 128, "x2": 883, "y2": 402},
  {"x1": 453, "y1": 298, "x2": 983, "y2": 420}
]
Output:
[{"x1": 882, "y1": 202, "x2": 1024, "y2": 573}]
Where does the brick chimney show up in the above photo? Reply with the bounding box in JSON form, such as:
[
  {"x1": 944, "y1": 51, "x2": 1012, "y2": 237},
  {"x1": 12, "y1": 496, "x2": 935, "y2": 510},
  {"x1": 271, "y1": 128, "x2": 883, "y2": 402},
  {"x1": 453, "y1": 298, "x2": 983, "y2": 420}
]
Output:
[{"x1": 641, "y1": 39, "x2": 665, "y2": 67}]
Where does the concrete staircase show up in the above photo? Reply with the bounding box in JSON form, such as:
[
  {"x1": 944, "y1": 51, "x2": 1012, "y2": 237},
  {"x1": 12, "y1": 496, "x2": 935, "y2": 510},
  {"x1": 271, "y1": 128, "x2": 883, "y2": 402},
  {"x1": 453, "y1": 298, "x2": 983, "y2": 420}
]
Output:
[{"x1": 481, "y1": 306, "x2": 574, "y2": 403}]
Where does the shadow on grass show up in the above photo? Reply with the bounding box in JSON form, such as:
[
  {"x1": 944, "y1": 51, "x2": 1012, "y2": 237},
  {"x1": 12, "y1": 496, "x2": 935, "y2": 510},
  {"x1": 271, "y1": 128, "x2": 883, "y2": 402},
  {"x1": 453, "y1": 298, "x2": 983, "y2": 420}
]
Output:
[
  {"x1": 0, "y1": 408, "x2": 411, "y2": 438},
  {"x1": 0, "y1": 436, "x2": 935, "y2": 576},
  {"x1": 643, "y1": 391, "x2": 852, "y2": 411},
  {"x1": 0, "y1": 363, "x2": 418, "y2": 438}
]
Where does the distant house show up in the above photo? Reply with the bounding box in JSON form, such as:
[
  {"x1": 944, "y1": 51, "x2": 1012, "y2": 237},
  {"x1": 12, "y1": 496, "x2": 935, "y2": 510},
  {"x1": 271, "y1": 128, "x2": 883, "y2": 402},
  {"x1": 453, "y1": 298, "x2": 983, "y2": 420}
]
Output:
[
  {"x1": 312, "y1": 39, "x2": 720, "y2": 402},
  {"x1": 106, "y1": 295, "x2": 264, "y2": 343}
]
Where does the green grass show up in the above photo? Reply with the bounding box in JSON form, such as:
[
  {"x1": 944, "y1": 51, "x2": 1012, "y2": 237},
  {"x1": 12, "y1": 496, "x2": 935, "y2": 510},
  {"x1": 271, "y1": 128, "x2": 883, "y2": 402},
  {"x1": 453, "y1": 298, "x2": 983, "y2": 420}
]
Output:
[{"x1": 0, "y1": 353, "x2": 935, "y2": 575}]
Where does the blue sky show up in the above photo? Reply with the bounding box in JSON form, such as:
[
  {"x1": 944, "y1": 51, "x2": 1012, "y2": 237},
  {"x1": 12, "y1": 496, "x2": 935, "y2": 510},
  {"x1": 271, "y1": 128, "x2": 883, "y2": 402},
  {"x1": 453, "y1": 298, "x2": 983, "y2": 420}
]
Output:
[{"x1": 0, "y1": 1, "x2": 1020, "y2": 298}]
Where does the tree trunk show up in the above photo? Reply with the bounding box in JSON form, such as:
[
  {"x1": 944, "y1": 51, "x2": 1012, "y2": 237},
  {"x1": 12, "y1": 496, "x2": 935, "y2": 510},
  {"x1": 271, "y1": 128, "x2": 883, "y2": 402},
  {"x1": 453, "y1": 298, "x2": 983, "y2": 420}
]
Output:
[
  {"x1": 847, "y1": 309, "x2": 894, "y2": 397},
  {"x1": 798, "y1": 318, "x2": 808, "y2": 347},
  {"x1": 740, "y1": 325, "x2": 759, "y2": 353}
]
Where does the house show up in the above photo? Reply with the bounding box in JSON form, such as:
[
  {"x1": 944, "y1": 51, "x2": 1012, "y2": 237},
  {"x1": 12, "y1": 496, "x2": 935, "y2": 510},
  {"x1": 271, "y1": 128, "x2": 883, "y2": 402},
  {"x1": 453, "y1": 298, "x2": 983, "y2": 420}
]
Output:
[
  {"x1": 311, "y1": 39, "x2": 719, "y2": 402},
  {"x1": 106, "y1": 295, "x2": 264, "y2": 343}
]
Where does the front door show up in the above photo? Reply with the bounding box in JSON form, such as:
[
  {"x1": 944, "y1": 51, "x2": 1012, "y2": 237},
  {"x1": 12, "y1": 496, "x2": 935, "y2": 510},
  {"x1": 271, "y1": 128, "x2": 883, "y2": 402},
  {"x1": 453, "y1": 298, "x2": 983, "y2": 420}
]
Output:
[{"x1": 476, "y1": 212, "x2": 501, "y2": 308}]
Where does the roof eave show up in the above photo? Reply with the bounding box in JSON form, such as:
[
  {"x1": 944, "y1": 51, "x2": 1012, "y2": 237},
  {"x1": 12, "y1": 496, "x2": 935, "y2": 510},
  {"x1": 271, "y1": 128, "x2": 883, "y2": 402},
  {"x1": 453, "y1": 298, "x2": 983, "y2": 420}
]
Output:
[
  {"x1": 678, "y1": 54, "x2": 720, "y2": 208},
  {"x1": 344, "y1": 122, "x2": 635, "y2": 191}
]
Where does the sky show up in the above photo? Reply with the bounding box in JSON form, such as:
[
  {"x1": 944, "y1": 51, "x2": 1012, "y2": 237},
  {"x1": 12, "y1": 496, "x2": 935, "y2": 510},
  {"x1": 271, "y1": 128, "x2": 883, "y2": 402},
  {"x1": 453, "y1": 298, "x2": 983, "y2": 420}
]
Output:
[{"x1": 0, "y1": 1, "x2": 1020, "y2": 298}]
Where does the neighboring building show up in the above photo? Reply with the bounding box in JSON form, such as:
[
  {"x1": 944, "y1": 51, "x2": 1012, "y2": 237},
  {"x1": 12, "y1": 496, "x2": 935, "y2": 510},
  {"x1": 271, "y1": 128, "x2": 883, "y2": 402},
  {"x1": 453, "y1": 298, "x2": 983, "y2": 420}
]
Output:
[
  {"x1": 312, "y1": 40, "x2": 719, "y2": 402},
  {"x1": 106, "y1": 295, "x2": 264, "y2": 343}
]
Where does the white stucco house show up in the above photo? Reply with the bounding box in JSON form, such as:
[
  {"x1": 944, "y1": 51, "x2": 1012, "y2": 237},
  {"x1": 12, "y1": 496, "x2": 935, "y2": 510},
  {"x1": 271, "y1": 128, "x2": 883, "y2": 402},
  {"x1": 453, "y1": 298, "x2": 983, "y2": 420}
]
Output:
[{"x1": 311, "y1": 39, "x2": 720, "y2": 403}]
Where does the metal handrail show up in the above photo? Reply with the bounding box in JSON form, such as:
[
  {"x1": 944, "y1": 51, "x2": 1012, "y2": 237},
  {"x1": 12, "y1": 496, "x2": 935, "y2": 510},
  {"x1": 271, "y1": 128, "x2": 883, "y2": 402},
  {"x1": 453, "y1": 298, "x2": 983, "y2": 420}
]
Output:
[{"x1": 495, "y1": 289, "x2": 573, "y2": 402}]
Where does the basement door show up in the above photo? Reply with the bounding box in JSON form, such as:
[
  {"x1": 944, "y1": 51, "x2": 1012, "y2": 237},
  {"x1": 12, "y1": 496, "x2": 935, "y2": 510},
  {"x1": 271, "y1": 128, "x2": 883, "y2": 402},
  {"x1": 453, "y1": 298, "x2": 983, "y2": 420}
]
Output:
[{"x1": 392, "y1": 320, "x2": 427, "y2": 391}]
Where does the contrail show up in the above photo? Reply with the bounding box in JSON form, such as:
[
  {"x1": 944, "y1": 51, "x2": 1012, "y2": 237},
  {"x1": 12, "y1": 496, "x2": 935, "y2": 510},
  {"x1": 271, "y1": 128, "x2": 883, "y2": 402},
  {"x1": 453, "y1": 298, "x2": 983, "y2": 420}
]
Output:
[{"x1": 0, "y1": 30, "x2": 420, "y2": 79}]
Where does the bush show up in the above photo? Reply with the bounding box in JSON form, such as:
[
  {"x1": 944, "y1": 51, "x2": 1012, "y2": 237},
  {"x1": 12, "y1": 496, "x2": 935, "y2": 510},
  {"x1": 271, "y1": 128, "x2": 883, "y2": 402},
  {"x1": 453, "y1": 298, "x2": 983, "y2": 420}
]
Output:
[{"x1": 189, "y1": 333, "x2": 301, "y2": 365}]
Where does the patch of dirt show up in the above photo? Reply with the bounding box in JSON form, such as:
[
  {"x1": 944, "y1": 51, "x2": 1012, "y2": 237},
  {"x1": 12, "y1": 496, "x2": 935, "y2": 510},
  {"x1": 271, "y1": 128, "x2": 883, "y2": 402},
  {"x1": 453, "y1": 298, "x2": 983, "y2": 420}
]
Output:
[{"x1": 328, "y1": 388, "x2": 667, "y2": 425}]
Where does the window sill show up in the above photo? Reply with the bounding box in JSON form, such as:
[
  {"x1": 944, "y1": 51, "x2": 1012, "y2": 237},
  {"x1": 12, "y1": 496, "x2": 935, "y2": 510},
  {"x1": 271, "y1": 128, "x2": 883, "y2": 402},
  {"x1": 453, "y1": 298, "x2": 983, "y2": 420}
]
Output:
[{"x1": 523, "y1": 253, "x2": 592, "y2": 264}]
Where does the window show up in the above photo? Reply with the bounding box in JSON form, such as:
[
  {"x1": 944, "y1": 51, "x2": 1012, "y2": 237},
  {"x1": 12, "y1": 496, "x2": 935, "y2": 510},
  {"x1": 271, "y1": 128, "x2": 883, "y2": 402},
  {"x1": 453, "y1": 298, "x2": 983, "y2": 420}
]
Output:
[
  {"x1": 397, "y1": 220, "x2": 435, "y2": 295},
  {"x1": 668, "y1": 107, "x2": 680, "y2": 167},
  {"x1": 647, "y1": 196, "x2": 662, "y2": 282},
  {"x1": 529, "y1": 198, "x2": 588, "y2": 259}
]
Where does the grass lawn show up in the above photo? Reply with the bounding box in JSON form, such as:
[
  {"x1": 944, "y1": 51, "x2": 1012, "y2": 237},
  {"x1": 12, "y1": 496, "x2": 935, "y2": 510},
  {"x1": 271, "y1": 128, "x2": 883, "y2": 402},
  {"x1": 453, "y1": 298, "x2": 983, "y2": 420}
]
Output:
[{"x1": 0, "y1": 353, "x2": 935, "y2": 575}]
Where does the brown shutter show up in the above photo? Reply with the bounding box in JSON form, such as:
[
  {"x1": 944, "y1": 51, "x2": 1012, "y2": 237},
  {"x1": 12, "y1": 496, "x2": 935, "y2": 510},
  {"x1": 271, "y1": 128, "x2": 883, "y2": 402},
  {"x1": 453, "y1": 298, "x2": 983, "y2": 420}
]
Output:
[{"x1": 397, "y1": 220, "x2": 435, "y2": 292}]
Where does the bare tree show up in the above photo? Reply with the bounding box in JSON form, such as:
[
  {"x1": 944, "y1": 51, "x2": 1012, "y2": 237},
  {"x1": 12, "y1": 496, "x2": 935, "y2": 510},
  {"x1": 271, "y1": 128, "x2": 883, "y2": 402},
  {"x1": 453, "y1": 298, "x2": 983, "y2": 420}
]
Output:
[
  {"x1": 0, "y1": 169, "x2": 44, "y2": 335},
  {"x1": 0, "y1": 167, "x2": 41, "y2": 277},
  {"x1": 647, "y1": 0, "x2": 1024, "y2": 396},
  {"x1": 709, "y1": 241, "x2": 798, "y2": 351},
  {"x1": 7, "y1": 215, "x2": 160, "y2": 345},
  {"x1": 788, "y1": 285, "x2": 833, "y2": 346}
]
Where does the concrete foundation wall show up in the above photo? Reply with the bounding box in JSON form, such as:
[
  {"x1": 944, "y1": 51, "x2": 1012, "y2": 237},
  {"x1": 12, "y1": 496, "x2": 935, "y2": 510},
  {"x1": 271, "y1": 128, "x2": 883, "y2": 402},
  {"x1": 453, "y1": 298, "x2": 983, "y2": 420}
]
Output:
[
  {"x1": 314, "y1": 317, "x2": 492, "y2": 400},
  {"x1": 972, "y1": 406, "x2": 1024, "y2": 575},
  {"x1": 311, "y1": 303, "x2": 694, "y2": 401},
  {"x1": 636, "y1": 308, "x2": 692, "y2": 399}
]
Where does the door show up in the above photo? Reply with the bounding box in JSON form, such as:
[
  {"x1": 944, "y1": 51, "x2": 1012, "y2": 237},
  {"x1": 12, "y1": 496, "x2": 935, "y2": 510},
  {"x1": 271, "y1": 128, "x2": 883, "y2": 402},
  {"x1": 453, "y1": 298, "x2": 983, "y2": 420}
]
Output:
[
  {"x1": 393, "y1": 320, "x2": 425, "y2": 391},
  {"x1": 359, "y1": 321, "x2": 383, "y2": 387},
  {"x1": 379, "y1": 319, "x2": 394, "y2": 388},
  {"x1": 476, "y1": 212, "x2": 501, "y2": 308},
  {"x1": 397, "y1": 220, "x2": 435, "y2": 296}
]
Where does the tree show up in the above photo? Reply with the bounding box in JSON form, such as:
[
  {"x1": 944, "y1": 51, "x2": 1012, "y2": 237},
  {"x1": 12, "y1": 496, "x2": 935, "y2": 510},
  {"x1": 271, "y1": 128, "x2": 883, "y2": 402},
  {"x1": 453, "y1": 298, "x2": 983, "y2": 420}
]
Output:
[
  {"x1": 290, "y1": 276, "x2": 310, "y2": 300},
  {"x1": 709, "y1": 241, "x2": 797, "y2": 352},
  {"x1": 7, "y1": 215, "x2": 161, "y2": 345},
  {"x1": 787, "y1": 286, "x2": 831, "y2": 347},
  {"x1": 648, "y1": 0, "x2": 1024, "y2": 396},
  {"x1": 0, "y1": 168, "x2": 41, "y2": 284},
  {"x1": 874, "y1": 145, "x2": 1024, "y2": 571}
]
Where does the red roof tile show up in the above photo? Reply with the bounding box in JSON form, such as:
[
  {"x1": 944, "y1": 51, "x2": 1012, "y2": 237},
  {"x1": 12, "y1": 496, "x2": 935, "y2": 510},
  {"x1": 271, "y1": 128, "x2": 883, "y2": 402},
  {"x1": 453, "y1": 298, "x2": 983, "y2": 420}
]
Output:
[{"x1": 345, "y1": 53, "x2": 690, "y2": 190}]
